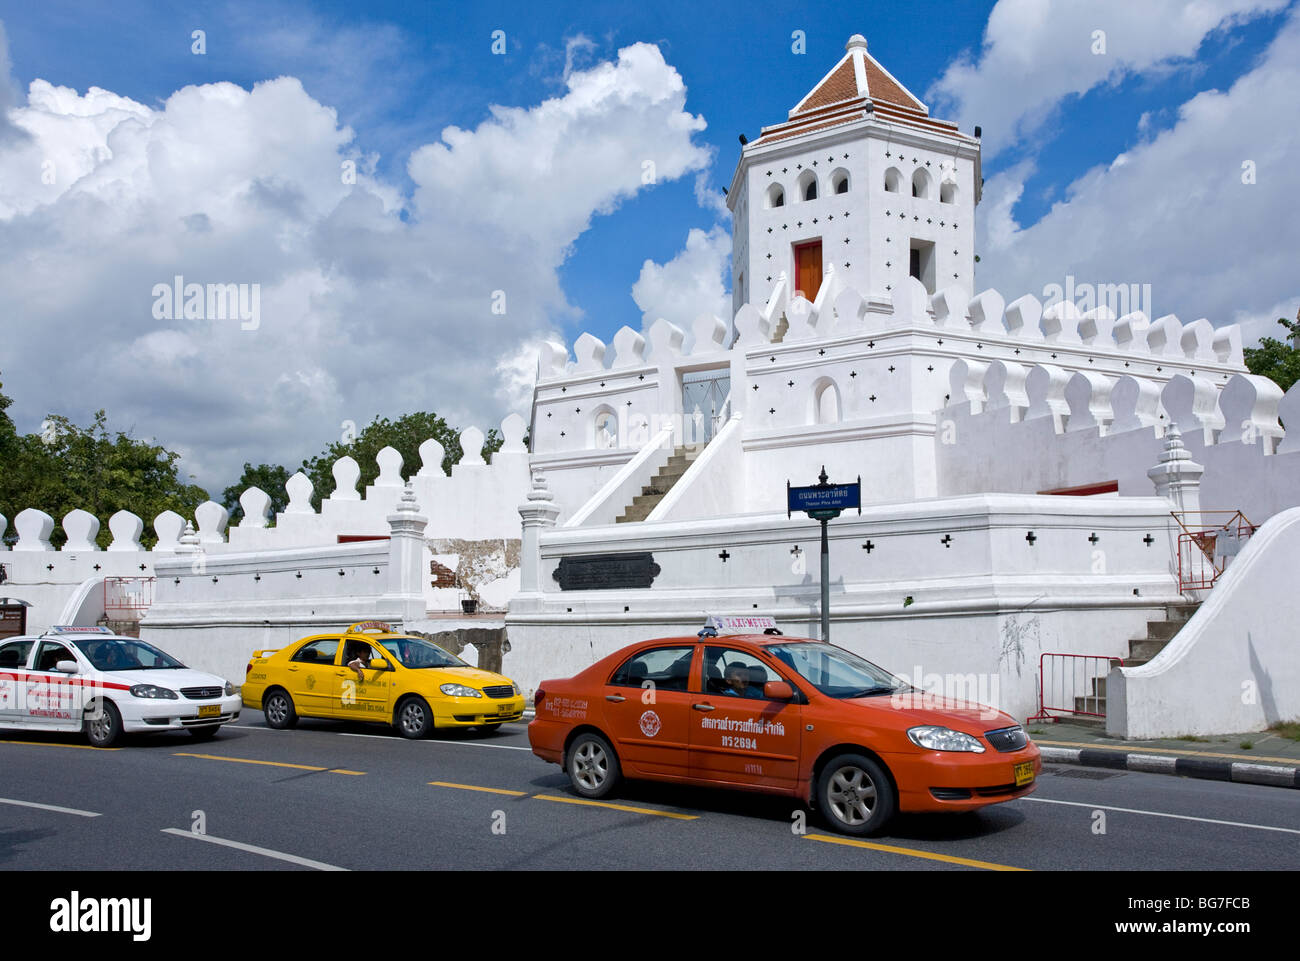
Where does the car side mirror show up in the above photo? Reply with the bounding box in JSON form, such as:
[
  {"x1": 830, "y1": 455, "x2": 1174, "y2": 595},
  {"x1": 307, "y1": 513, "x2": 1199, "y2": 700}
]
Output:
[
  {"x1": 55, "y1": 660, "x2": 79, "y2": 674},
  {"x1": 763, "y1": 680, "x2": 794, "y2": 701},
  {"x1": 369, "y1": 658, "x2": 389, "y2": 670}
]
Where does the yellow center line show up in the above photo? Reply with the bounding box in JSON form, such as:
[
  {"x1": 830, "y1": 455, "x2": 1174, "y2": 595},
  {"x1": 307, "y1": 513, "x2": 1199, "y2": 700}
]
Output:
[
  {"x1": 1034, "y1": 739, "x2": 1298, "y2": 766},
  {"x1": 429, "y1": 780, "x2": 529, "y2": 797},
  {"x1": 531, "y1": 794, "x2": 699, "y2": 820},
  {"x1": 803, "y1": 833, "x2": 1028, "y2": 871},
  {"x1": 0, "y1": 739, "x2": 118, "y2": 751},
  {"x1": 174, "y1": 753, "x2": 365, "y2": 775}
]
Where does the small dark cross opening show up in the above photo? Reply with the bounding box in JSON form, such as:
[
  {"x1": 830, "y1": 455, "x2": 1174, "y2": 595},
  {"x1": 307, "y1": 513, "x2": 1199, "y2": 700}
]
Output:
[
  {"x1": 718, "y1": 550, "x2": 731, "y2": 562},
  {"x1": 1088, "y1": 533, "x2": 1100, "y2": 545},
  {"x1": 1143, "y1": 534, "x2": 1155, "y2": 546},
  {"x1": 862, "y1": 540, "x2": 875, "y2": 553},
  {"x1": 940, "y1": 534, "x2": 953, "y2": 548},
  {"x1": 1025, "y1": 531, "x2": 1037, "y2": 545}
]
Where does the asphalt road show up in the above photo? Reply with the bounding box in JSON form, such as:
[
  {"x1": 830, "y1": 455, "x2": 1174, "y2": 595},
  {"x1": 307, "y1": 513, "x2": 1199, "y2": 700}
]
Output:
[{"x1": 2, "y1": 716, "x2": 1298, "y2": 872}]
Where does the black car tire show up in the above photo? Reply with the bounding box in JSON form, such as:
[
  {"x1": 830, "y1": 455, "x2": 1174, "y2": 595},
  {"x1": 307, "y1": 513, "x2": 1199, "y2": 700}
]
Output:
[
  {"x1": 566, "y1": 732, "x2": 621, "y2": 799},
  {"x1": 816, "y1": 752, "x2": 897, "y2": 836},
  {"x1": 263, "y1": 689, "x2": 298, "y2": 730},
  {"x1": 84, "y1": 699, "x2": 122, "y2": 748},
  {"x1": 395, "y1": 696, "x2": 433, "y2": 739}
]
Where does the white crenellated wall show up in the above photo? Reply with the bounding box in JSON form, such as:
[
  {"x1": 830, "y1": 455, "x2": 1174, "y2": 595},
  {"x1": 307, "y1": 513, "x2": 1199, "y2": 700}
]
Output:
[{"x1": 0, "y1": 417, "x2": 530, "y2": 631}]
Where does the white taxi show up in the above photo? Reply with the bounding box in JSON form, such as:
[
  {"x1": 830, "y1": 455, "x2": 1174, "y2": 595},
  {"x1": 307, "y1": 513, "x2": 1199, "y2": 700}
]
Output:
[{"x1": 0, "y1": 626, "x2": 242, "y2": 747}]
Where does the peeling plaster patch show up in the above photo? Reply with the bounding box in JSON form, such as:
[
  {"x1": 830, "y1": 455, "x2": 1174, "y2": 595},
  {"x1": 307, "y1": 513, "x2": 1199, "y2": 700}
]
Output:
[
  {"x1": 428, "y1": 538, "x2": 520, "y2": 610},
  {"x1": 1000, "y1": 614, "x2": 1039, "y2": 679}
]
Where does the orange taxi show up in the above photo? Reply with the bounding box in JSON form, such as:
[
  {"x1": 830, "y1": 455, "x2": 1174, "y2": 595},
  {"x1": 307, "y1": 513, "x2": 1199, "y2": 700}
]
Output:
[{"x1": 528, "y1": 615, "x2": 1040, "y2": 835}]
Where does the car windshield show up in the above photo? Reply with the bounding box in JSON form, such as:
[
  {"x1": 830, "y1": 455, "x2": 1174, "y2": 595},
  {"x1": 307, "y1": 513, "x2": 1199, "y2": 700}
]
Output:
[
  {"x1": 75, "y1": 637, "x2": 187, "y2": 672},
  {"x1": 376, "y1": 635, "x2": 467, "y2": 669},
  {"x1": 766, "y1": 642, "x2": 911, "y2": 699}
]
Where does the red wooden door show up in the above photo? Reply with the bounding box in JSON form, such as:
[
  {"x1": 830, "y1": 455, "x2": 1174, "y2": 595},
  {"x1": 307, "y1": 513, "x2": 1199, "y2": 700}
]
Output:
[{"x1": 794, "y1": 240, "x2": 822, "y2": 301}]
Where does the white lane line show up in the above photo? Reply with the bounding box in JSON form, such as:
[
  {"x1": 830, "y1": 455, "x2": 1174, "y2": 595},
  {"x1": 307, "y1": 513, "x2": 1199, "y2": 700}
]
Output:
[
  {"x1": 0, "y1": 797, "x2": 101, "y2": 818},
  {"x1": 1021, "y1": 797, "x2": 1300, "y2": 835},
  {"x1": 160, "y1": 828, "x2": 348, "y2": 870}
]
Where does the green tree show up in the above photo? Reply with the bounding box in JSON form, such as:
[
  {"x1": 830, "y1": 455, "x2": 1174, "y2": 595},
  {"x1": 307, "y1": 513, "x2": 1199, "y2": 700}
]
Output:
[
  {"x1": 222, "y1": 463, "x2": 293, "y2": 522},
  {"x1": 0, "y1": 375, "x2": 210, "y2": 548},
  {"x1": 298, "y1": 412, "x2": 503, "y2": 509},
  {"x1": 1244, "y1": 315, "x2": 1300, "y2": 394}
]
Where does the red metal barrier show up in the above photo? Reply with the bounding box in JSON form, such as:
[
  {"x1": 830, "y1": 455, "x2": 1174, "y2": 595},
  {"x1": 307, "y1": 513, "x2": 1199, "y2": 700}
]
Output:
[
  {"x1": 103, "y1": 576, "x2": 155, "y2": 620},
  {"x1": 1029, "y1": 653, "x2": 1124, "y2": 722},
  {"x1": 1172, "y1": 511, "x2": 1255, "y2": 591}
]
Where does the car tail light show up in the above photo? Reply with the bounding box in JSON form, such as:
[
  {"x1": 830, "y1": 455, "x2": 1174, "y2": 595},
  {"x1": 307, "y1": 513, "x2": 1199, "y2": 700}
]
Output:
[
  {"x1": 534, "y1": 688, "x2": 545, "y2": 710},
  {"x1": 245, "y1": 662, "x2": 252, "y2": 677}
]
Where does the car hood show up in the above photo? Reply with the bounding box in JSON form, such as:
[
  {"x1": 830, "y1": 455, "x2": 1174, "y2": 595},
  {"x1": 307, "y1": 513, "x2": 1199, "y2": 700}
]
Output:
[
  {"x1": 99, "y1": 668, "x2": 230, "y2": 690},
  {"x1": 846, "y1": 691, "x2": 1017, "y2": 735},
  {"x1": 426, "y1": 666, "x2": 514, "y2": 686}
]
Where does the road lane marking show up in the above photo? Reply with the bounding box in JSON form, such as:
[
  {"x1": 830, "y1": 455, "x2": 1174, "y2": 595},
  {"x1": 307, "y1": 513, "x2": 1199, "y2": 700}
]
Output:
[
  {"x1": 0, "y1": 739, "x2": 118, "y2": 751},
  {"x1": 337, "y1": 731, "x2": 533, "y2": 751},
  {"x1": 429, "y1": 781, "x2": 529, "y2": 796},
  {"x1": 1021, "y1": 797, "x2": 1300, "y2": 835},
  {"x1": 160, "y1": 828, "x2": 347, "y2": 871},
  {"x1": 230, "y1": 725, "x2": 534, "y2": 751},
  {"x1": 174, "y1": 752, "x2": 365, "y2": 775},
  {"x1": 1035, "y1": 739, "x2": 1298, "y2": 766},
  {"x1": 531, "y1": 794, "x2": 699, "y2": 820},
  {"x1": 0, "y1": 797, "x2": 101, "y2": 818},
  {"x1": 803, "y1": 833, "x2": 1028, "y2": 871}
]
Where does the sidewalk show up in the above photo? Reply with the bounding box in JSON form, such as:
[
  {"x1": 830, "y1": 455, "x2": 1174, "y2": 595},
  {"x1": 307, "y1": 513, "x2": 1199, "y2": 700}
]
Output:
[{"x1": 1027, "y1": 719, "x2": 1300, "y2": 789}]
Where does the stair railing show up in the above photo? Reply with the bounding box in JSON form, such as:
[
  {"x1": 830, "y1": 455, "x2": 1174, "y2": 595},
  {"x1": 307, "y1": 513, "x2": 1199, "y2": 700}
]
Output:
[
  {"x1": 1029, "y1": 653, "x2": 1124, "y2": 722},
  {"x1": 1171, "y1": 510, "x2": 1256, "y2": 591}
]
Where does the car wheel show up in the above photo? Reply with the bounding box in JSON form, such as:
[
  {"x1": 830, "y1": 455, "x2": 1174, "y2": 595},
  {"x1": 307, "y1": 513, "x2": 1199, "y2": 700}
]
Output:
[
  {"x1": 84, "y1": 700, "x2": 122, "y2": 748},
  {"x1": 188, "y1": 726, "x2": 221, "y2": 741},
  {"x1": 816, "y1": 753, "x2": 896, "y2": 836},
  {"x1": 263, "y1": 689, "x2": 298, "y2": 730},
  {"x1": 566, "y1": 732, "x2": 620, "y2": 799},
  {"x1": 395, "y1": 696, "x2": 433, "y2": 739}
]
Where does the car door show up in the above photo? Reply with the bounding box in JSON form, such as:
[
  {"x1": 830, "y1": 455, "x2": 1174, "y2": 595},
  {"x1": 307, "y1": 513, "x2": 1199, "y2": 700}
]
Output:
[
  {"x1": 687, "y1": 645, "x2": 803, "y2": 791},
  {"x1": 283, "y1": 637, "x2": 343, "y2": 718},
  {"x1": 600, "y1": 644, "x2": 698, "y2": 779},
  {"x1": 0, "y1": 639, "x2": 35, "y2": 727},
  {"x1": 333, "y1": 640, "x2": 395, "y2": 722},
  {"x1": 24, "y1": 640, "x2": 81, "y2": 730}
]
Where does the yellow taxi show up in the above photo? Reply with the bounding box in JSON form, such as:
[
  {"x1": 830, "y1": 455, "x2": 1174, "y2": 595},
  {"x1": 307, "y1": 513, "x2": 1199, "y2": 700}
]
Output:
[{"x1": 242, "y1": 621, "x2": 526, "y2": 737}]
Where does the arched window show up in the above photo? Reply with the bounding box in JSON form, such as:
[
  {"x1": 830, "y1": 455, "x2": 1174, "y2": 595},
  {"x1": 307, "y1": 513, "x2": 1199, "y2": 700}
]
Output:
[
  {"x1": 766, "y1": 183, "x2": 785, "y2": 208},
  {"x1": 912, "y1": 168, "x2": 932, "y2": 199},
  {"x1": 811, "y1": 377, "x2": 841, "y2": 425},
  {"x1": 831, "y1": 168, "x2": 850, "y2": 194},
  {"x1": 593, "y1": 408, "x2": 618, "y2": 449},
  {"x1": 798, "y1": 169, "x2": 818, "y2": 202},
  {"x1": 940, "y1": 181, "x2": 957, "y2": 204},
  {"x1": 884, "y1": 167, "x2": 902, "y2": 193}
]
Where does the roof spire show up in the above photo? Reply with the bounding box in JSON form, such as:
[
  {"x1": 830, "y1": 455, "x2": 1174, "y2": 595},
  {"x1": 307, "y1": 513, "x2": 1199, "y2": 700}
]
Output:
[{"x1": 846, "y1": 34, "x2": 867, "y2": 52}]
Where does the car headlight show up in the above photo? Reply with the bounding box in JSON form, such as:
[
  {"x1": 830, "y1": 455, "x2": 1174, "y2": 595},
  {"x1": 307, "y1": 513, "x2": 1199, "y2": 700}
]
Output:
[
  {"x1": 224, "y1": 681, "x2": 235, "y2": 696},
  {"x1": 907, "y1": 725, "x2": 986, "y2": 753},
  {"x1": 440, "y1": 683, "x2": 482, "y2": 698},
  {"x1": 130, "y1": 684, "x2": 178, "y2": 700},
  {"x1": 511, "y1": 683, "x2": 521, "y2": 697}
]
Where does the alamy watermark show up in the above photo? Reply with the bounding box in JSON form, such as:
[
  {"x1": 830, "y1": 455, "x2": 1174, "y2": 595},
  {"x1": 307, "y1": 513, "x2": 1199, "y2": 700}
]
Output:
[
  {"x1": 1042, "y1": 274, "x2": 1153, "y2": 320},
  {"x1": 152, "y1": 275, "x2": 260, "y2": 330}
]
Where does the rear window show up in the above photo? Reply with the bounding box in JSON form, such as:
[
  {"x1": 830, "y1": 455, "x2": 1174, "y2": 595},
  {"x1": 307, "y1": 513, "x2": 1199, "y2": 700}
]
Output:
[{"x1": 609, "y1": 646, "x2": 695, "y2": 692}]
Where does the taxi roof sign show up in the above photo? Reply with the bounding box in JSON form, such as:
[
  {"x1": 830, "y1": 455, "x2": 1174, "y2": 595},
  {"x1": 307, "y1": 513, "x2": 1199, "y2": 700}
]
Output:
[
  {"x1": 346, "y1": 620, "x2": 395, "y2": 635},
  {"x1": 702, "y1": 614, "x2": 779, "y2": 636},
  {"x1": 47, "y1": 625, "x2": 115, "y2": 635}
]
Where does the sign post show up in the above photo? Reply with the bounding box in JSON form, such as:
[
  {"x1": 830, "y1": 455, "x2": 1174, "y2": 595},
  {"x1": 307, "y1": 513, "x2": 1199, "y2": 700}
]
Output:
[{"x1": 787, "y1": 467, "x2": 861, "y2": 642}]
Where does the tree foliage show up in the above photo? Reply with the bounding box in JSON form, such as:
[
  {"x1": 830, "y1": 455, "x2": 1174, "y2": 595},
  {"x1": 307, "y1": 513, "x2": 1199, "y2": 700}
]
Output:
[
  {"x1": 1244, "y1": 316, "x2": 1300, "y2": 394},
  {"x1": 0, "y1": 391, "x2": 209, "y2": 548},
  {"x1": 221, "y1": 463, "x2": 293, "y2": 519}
]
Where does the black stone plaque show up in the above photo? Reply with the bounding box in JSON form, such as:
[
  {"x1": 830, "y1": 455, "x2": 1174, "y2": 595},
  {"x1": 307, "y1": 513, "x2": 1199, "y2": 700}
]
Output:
[{"x1": 553, "y1": 553, "x2": 661, "y2": 591}]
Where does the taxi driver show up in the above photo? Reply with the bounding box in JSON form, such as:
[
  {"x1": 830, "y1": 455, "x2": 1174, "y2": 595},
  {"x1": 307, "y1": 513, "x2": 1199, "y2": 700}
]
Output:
[
  {"x1": 345, "y1": 641, "x2": 371, "y2": 682},
  {"x1": 723, "y1": 661, "x2": 764, "y2": 700}
]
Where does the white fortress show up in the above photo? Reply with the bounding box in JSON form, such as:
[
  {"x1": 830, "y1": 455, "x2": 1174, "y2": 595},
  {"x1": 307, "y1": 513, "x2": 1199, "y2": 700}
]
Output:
[
  {"x1": 2, "y1": 36, "x2": 1298, "y2": 739},
  {"x1": 507, "y1": 36, "x2": 1300, "y2": 739}
]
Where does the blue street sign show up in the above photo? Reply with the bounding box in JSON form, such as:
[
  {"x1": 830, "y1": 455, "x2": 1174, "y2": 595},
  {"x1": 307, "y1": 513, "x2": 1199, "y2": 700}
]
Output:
[{"x1": 787, "y1": 482, "x2": 861, "y2": 515}]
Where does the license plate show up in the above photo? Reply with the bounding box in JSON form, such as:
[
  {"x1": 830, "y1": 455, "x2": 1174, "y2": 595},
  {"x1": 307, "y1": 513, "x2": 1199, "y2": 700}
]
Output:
[
  {"x1": 496, "y1": 703, "x2": 511, "y2": 714},
  {"x1": 198, "y1": 705, "x2": 220, "y2": 718},
  {"x1": 1013, "y1": 761, "x2": 1034, "y2": 787}
]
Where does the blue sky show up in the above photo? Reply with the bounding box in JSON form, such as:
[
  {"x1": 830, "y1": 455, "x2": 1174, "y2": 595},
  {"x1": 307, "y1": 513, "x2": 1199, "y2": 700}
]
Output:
[{"x1": 1, "y1": 0, "x2": 1297, "y2": 489}]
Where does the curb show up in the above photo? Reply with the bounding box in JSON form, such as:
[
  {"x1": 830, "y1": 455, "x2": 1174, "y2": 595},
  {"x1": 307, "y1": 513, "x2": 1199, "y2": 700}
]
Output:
[{"x1": 1039, "y1": 746, "x2": 1300, "y2": 789}]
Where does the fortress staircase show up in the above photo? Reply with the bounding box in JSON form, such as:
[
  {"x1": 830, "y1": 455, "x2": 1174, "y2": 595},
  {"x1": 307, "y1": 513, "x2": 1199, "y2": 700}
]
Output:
[{"x1": 616, "y1": 444, "x2": 705, "y2": 523}]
